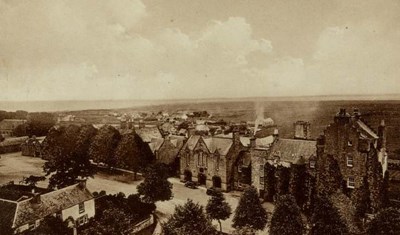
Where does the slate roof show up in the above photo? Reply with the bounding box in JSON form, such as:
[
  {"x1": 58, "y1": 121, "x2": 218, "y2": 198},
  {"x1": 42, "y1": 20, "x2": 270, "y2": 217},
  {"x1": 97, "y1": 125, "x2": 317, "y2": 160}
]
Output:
[
  {"x1": 136, "y1": 126, "x2": 162, "y2": 143},
  {"x1": 0, "y1": 136, "x2": 29, "y2": 147},
  {"x1": 240, "y1": 136, "x2": 274, "y2": 149},
  {"x1": 183, "y1": 135, "x2": 233, "y2": 156},
  {"x1": 148, "y1": 138, "x2": 165, "y2": 153},
  {"x1": 0, "y1": 199, "x2": 17, "y2": 232},
  {"x1": 12, "y1": 183, "x2": 93, "y2": 228},
  {"x1": 202, "y1": 137, "x2": 233, "y2": 155},
  {"x1": 269, "y1": 138, "x2": 317, "y2": 164},
  {"x1": 0, "y1": 119, "x2": 27, "y2": 130},
  {"x1": 356, "y1": 120, "x2": 379, "y2": 139}
]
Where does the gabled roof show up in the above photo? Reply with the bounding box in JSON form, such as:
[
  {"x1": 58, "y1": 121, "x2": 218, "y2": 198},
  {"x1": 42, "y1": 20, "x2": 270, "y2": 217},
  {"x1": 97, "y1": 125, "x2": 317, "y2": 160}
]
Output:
[
  {"x1": 269, "y1": 138, "x2": 317, "y2": 164},
  {"x1": 356, "y1": 120, "x2": 379, "y2": 139},
  {"x1": 13, "y1": 183, "x2": 93, "y2": 228},
  {"x1": 148, "y1": 138, "x2": 164, "y2": 153},
  {"x1": 0, "y1": 119, "x2": 27, "y2": 130},
  {"x1": 136, "y1": 126, "x2": 162, "y2": 142},
  {"x1": 0, "y1": 136, "x2": 29, "y2": 147},
  {"x1": 183, "y1": 135, "x2": 233, "y2": 156},
  {"x1": 202, "y1": 137, "x2": 233, "y2": 156}
]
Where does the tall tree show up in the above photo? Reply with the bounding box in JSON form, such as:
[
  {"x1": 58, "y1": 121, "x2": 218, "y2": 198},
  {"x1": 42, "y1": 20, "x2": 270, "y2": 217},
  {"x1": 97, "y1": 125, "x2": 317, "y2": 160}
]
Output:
[
  {"x1": 310, "y1": 194, "x2": 349, "y2": 235},
  {"x1": 163, "y1": 199, "x2": 216, "y2": 235},
  {"x1": 206, "y1": 190, "x2": 232, "y2": 232},
  {"x1": 114, "y1": 133, "x2": 154, "y2": 179},
  {"x1": 270, "y1": 195, "x2": 304, "y2": 235},
  {"x1": 318, "y1": 155, "x2": 343, "y2": 195},
  {"x1": 232, "y1": 186, "x2": 267, "y2": 231},
  {"x1": 26, "y1": 112, "x2": 56, "y2": 137},
  {"x1": 366, "y1": 207, "x2": 400, "y2": 235},
  {"x1": 13, "y1": 123, "x2": 27, "y2": 137},
  {"x1": 89, "y1": 125, "x2": 121, "y2": 167},
  {"x1": 289, "y1": 164, "x2": 308, "y2": 209},
  {"x1": 137, "y1": 163, "x2": 173, "y2": 203},
  {"x1": 43, "y1": 125, "x2": 97, "y2": 189},
  {"x1": 352, "y1": 177, "x2": 371, "y2": 218},
  {"x1": 276, "y1": 165, "x2": 290, "y2": 197},
  {"x1": 264, "y1": 163, "x2": 276, "y2": 202}
]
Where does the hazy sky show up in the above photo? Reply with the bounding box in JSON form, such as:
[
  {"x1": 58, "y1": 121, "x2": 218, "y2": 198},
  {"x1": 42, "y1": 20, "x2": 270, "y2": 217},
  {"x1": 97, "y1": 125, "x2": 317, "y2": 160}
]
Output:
[{"x1": 0, "y1": 0, "x2": 399, "y2": 101}]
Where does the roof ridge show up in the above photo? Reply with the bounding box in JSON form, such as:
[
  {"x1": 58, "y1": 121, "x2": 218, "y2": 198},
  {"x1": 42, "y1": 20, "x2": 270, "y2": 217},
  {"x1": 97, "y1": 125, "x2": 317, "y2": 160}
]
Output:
[
  {"x1": 18, "y1": 183, "x2": 80, "y2": 203},
  {"x1": 0, "y1": 198, "x2": 18, "y2": 204}
]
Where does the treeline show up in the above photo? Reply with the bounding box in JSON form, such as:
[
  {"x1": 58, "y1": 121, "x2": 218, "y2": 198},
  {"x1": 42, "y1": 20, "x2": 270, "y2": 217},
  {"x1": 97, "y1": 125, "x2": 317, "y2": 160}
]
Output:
[
  {"x1": 42, "y1": 124, "x2": 154, "y2": 189},
  {"x1": 0, "y1": 110, "x2": 56, "y2": 137}
]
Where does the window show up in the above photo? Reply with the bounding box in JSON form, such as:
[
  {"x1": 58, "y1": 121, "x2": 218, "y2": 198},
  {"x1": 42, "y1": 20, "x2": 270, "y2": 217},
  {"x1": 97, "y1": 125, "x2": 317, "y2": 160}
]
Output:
[
  {"x1": 347, "y1": 177, "x2": 355, "y2": 189},
  {"x1": 77, "y1": 215, "x2": 88, "y2": 226},
  {"x1": 197, "y1": 151, "x2": 207, "y2": 167},
  {"x1": 347, "y1": 155, "x2": 353, "y2": 167},
  {"x1": 309, "y1": 160, "x2": 316, "y2": 169},
  {"x1": 215, "y1": 155, "x2": 220, "y2": 171},
  {"x1": 260, "y1": 176, "x2": 264, "y2": 186},
  {"x1": 186, "y1": 153, "x2": 190, "y2": 167},
  {"x1": 79, "y1": 202, "x2": 85, "y2": 214},
  {"x1": 348, "y1": 140, "x2": 353, "y2": 146}
]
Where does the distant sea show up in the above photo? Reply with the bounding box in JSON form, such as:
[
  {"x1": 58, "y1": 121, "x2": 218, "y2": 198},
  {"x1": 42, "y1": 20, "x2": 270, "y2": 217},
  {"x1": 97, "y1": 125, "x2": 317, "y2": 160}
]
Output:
[{"x1": 1, "y1": 94, "x2": 400, "y2": 112}]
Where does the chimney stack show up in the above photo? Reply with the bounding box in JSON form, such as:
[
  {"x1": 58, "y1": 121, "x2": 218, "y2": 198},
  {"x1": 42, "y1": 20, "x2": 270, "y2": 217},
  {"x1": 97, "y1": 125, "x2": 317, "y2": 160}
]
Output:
[
  {"x1": 31, "y1": 192, "x2": 41, "y2": 204},
  {"x1": 249, "y1": 137, "x2": 256, "y2": 149},
  {"x1": 77, "y1": 178, "x2": 87, "y2": 189},
  {"x1": 353, "y1": 108, "x2": 361, "y2": 119}
]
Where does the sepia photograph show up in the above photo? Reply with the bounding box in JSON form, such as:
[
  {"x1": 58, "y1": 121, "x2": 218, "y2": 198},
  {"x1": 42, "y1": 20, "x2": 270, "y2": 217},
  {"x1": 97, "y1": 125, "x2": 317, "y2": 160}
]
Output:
[{"x1": 0, "y1": 0, "x2": 400, "y2": 234}]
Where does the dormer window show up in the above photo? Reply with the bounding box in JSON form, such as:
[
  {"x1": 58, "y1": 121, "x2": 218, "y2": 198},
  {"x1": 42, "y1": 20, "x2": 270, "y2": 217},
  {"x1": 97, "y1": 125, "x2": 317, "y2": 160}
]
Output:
[
  {"x1": 347, "y1": 155, "x2": 353, "y2": 167},
  {"x1": 348, "y1": 140, "x2": 353, "y2": 147},
  {"x1": 347, "y1": 176, "x2": 355, "y2": 189},
  {"x1": 309, "y1": 160, "x2": 316, "y2": 169}
]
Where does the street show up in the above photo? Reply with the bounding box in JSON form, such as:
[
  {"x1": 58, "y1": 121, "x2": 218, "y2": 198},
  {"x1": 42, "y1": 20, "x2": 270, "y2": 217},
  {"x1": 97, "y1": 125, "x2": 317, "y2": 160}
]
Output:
[{"x1": 0, "y1": 152, "x2": 272, "y2": 234}]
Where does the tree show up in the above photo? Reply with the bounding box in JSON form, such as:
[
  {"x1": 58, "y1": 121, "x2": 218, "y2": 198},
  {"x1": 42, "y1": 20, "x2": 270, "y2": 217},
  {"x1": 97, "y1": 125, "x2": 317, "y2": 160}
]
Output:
[
  {"x1": 270, "y1": 195, "x2": 304, "y2": 235},
  {"x1": 80, "y1": 207, "x2": 132, "y2": 235},
  {"x1": 232, "y1": 186, "x2": 267, "y2": 231},
  {"x1": 163, "y1": 199, "x2": 216, "y2": 235},
  {"x1": 89, "y1": 125, "x2": 121, "y2": 167},
  {"x1": 310, "y1": 194, "x2": 349, "y2": 235},
  {"x1": 318, "y1": 155, "x2": 343, "y2": 195},
  {"x1": 114, "y1": 133, "x2": 154, "y2": 179},
  {"x1": 26, "y1": 112, "x2": 56, "y2": 137},
  {"x1": 352, "y1": 177, "x2": 371, "y2": 218},
  {"x1": 13, "y1": 123, "x2": 27, "y2": 137},
  {"x1": 43, "y1": 125, "x2": 96, "y2": 189},
  {"x1": 27, "y1": 216, "x2": 70, "y2": 235},
  {"x1": 264, "y1": 163, "x2": 276, "y2": 202},
  {"x1": 366, "y1": 207, "x2": 400, "y2": 235},
  {"x1": 22, "y1": 175, "x2": 46, "y2": 189},
  {"x1": 137, "y1": 163, "x2": 173, "y2": 203},
  {"x1": 289, "y1": 164, "x2": 308, "y2": 209},
  {"x1": 206, "y1": 190, "x2": 232, "y2": 232},
  {"x1": 276, "y1": 165, "x2": 290, "y2": 197}
]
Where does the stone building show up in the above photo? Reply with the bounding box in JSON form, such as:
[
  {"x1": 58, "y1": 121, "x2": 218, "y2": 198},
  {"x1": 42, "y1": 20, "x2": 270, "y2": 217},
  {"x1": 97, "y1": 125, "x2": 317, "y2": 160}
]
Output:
[
  {"x1": 0, "y1": 180, "x2": 95, "y2": 234},
  {"x1": 149, "y1": 135, "x2": 186, "y2": 175},
  {"x1": 178, "y1": 131, "x2": 248, "y2": 191},
  {"x1": 250, "y1": 133, "x2": 317, "y2": 197},
  {"x1": 315, "y1": 108, "x2": 388, "y2": 212}
]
